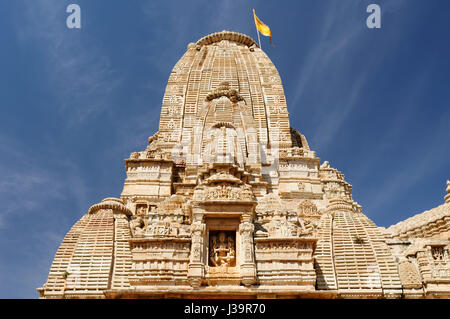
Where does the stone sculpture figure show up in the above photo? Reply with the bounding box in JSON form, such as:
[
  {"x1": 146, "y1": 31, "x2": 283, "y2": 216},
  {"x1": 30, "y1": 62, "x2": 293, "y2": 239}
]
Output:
[
  {"x1": 210, "y1": 232, "x2": 235, "y2": 267},
  {"x1": 432, "y1": 247, "x2": 445, "y2": 261},
  {"x1": 137, "y1": 205, "x2": 147, "y2": 216},
  {"x1": 130, "y1": 216, "x2": 144, "y2": 236}
]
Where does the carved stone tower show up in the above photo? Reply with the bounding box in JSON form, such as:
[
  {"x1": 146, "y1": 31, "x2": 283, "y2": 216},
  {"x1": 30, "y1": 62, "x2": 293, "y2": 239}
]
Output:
[{"x1": 38, "y1": 31, "x2": 450, "y2": 299}]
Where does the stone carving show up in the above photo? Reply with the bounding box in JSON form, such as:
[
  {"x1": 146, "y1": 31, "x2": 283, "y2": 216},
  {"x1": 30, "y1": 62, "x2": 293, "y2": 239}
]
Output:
[
  {"x1": 190, "y1": 222, "x2": 206, "y2": 262},
  {"x1": 263, "y1": 215, "x2": 314, "y2": 238},
  {"x1": 432, "y1": 246, "x2": 445, "y2": 261},
  {"x1": 398, "y1": 260, "x2": 422, "y2": 289},
  {"x1": 130, "y1": 216, "x2": 145, "y2": 236},
  {"x1": 239, "y1": 222, "x2": 255, "y2": 263},
  {"x1": 167, "y1": 104, "x2": 178, "y2": 115},
  {"x1": 146, "y1": 223, "x2": 169, "y2": 236},
  {"x1": 320, "y1": 161, "x2": 330, "y2": 168},
  {"x1": 130, "y1": 152, "x2": 140, "y2": 159},
  {"x1": 298, "y1": 200, "x2": 320, "y2": 225},
  {"x1": 255, "y1": 193, "x2": 286, "y2": 222},
  {"x1": 428, "y1": 246, "x2": 450, "y2": 279},
  {"x1": 143, "y1": 222, "x2": 190, "y2": 238},
  {"x1": 292, "y1": 147, "x2": 303, "y2": 156},
  {"x1": 129, "y1": 196, "x2": 192, "y2": 239},
  {"x1": 265, "y1": 218, "x2": 297, "y2": 237},
  {"x1": 279, "y1": 132, "x2": 291, "y2": 143},
  {"x1": 205, "y1": 81, "x2": 244, "y2": 103},
  {"x1": 203, "y1": 184, "x2": 253, "y2": 201},
  {"x1": 40, "y1": 30, "x2": 450, "y2": 299},
  {"x1": 209, "y1": 232, "x2": 236, "y2": 267},
  {"x1": 135, "y1": 205, "x2": 148, "y2": 217},
  {"x1": 144, "y1": 132, "x2": 165, "y2": 159},
  {"x1": 254, "y1": 194, "x2": 316, "y2": 238},
  {"x1": 148, "y1": 195, "x2": 190, "y2": 224},
  {"x1": 88, "y1": 197, "x2": 132, "y2": 215},
  {"x1": 128, "y1": 238, "x2": 191, "y2": 287}
]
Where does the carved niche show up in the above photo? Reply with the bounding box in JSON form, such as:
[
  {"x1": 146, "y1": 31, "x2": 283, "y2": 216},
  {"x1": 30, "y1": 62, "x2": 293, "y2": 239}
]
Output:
[
  {"x1": 298, "y1": 200, "x2": 321, "y2": 233},
  {"x1": 209, "y1": 231, "x2": 236, "y2": 267},
  {"x1": 428, "y1": 245, "x2": 450, "y2": 279}
]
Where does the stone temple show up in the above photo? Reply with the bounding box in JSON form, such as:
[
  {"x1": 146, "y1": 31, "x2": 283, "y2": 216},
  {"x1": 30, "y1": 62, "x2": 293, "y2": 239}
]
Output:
[{"x1": 38, "y1": 31, "x2": 450, "y2": 299}]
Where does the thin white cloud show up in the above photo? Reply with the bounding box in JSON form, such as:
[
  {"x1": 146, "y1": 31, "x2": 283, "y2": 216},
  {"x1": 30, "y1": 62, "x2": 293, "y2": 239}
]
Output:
[
  {"x1": 366, "y1": 123, "x2": 450, "y2": 223},
  {"x1": 290, "y1": 1, "x2": 409, "y2": 150},
  {"x1": 0, "y1": 134, "x2": 88, "y2": 229},
  {"x1": 349, "y1": 65, "x2": 435, "y2": 186},
  {"x1": 310, "y1": 70, "x2": 368, "y2": 149},
  {"x1": 356, "y1": 98, "x2": 450, "y2": 226},
  {"x1": 13, "y1": 0, "x2": 122, "y2": 126},
  {"x1": 0, "y1": 132, "x2": 91, "y2": 297},
  {"x1": 290, "y1": 2, "x2": 352, "y2": 108}
]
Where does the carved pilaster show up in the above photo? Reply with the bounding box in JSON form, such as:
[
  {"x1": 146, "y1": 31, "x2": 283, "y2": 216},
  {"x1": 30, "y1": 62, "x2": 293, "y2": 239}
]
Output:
[
  {"x1": 239, "y1": 218, "x2": 257, "y2": 286},
  {"x1": 187, "y1": 220, "x2": 206, "y2": 287}
]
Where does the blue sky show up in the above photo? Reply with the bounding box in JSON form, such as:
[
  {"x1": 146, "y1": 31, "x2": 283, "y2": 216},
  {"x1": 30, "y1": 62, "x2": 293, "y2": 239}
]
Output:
[{"x1": 0, "y1": 0, "x2": 449, "y2": 298}]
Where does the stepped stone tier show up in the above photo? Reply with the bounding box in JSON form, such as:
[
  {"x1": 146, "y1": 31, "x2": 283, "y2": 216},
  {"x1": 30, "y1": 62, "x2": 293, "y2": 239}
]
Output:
[{"x1": 38, "y1": 31, "x2": 450, "y2": 299}]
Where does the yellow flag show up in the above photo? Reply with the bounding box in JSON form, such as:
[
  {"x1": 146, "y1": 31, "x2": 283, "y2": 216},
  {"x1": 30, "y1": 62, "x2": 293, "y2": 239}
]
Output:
[{"x1": 253, "y1": 9, "x2": 273, "y2": 47}]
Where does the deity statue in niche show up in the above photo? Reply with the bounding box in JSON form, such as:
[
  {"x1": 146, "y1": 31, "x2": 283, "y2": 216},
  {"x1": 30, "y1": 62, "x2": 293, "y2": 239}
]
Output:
[
  {"x1": 209, "y1": 231, "x2": 236, "y2": 267},
  {"x1": 432, "y1": 246, "x2": 445, "y2": 262}
]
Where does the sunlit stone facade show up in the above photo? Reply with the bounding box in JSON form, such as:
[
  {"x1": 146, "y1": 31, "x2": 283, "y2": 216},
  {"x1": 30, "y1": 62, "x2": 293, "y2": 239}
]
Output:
[{"x1": 38, "y1": 31, "x2": 450, "y2": 299}]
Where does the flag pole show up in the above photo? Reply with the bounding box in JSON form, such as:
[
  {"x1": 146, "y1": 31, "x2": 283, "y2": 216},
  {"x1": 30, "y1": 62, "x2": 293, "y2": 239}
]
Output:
[
  {"x1": 256, "y1": 28, "x2": 262, "y2": 49},
  {"x1": 253, "y1": 9, "x2": 262, "y2": 49}
]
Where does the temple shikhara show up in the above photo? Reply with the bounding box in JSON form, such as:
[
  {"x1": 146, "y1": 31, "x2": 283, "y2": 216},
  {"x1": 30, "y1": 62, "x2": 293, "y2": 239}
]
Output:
[{"x1": 38, "y1": 31, "x2": 450, "y2": 299}]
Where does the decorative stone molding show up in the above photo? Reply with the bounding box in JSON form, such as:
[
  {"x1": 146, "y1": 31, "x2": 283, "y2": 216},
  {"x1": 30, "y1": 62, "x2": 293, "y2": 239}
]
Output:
[
  {"x1": 205, "y1": 81, "x2": 244, "y2": 103},
  {"x1": 88, "y1": 198, "x2": 132, "y2": 216},
  {"x1": 254, "y1": 237, "x2": 317, "y2": 288},
  {"x1": 128, "y1": 238, "x2": 191, "y2": 286},
  {"x1": 298, "y1": 200, "x2": 320, "y2": 218},
  {"x1": 200, "y1": 184, "x2": 253, "y2": 201},
  {"x1": 326, "y1": 198, "x2": 354, "y2": 214},
  {"x1": 196, "y1": 30, "x2": 258, "y2": 48},
  {"x1": 387, "y1": 184, "x2": 450, "y2": 239}
]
